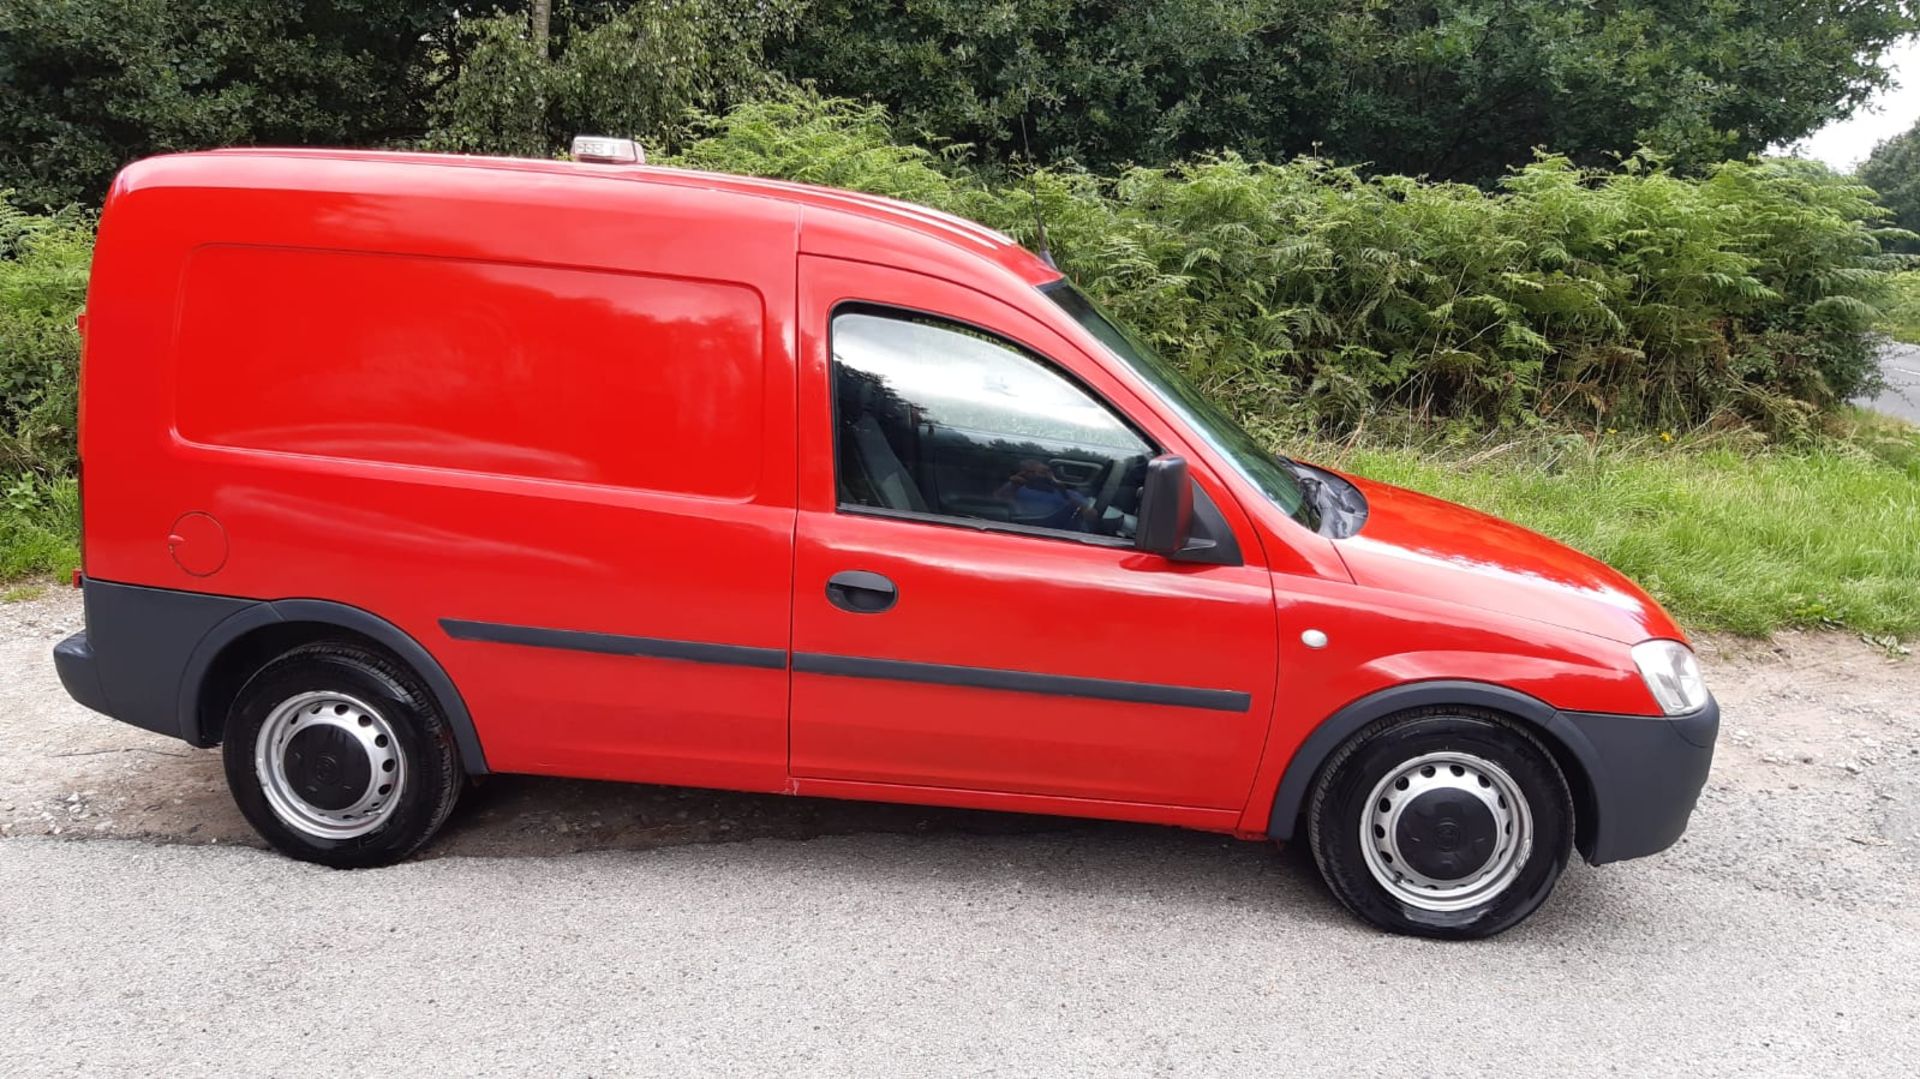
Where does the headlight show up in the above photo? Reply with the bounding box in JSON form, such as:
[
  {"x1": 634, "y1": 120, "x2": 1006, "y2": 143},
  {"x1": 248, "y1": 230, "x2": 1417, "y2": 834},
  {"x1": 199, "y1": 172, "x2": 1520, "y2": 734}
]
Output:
[{"x1": 1631, "y1": 640, "x2": 1710, "y2": 715}]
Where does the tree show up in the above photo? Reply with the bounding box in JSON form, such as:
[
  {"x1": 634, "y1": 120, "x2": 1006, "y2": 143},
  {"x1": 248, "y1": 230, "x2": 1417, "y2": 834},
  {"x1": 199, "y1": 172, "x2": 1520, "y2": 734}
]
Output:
[
  {"x1": 767, "y1": 0, "x2": 1920, "y2": 181},
  {"x1": 1859, "y1": 119, "x2": 1920, "y2": 249},
  {"x1": 424, "y1": 1, "x2": 802, "y2": 160},
  {"x1": 0, "y1": 0, "x2": 463, "y2": 208},
  {"x1": 6, "y1": 0, "x2": 1915, "y2": 203}
]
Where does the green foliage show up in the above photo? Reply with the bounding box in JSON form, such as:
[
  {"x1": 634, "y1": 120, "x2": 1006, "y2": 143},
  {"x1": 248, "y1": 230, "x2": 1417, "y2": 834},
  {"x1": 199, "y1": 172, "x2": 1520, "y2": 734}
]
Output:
[
  {"x1": 671, "y1": 93, "x2": 1907, "y2": 436},
  {"x1": 0, "y1": 93, "x2": 1902, "y2": 474},
  {"x1": 0, "y1": 0, "x2": 462, "y2": 207},
  {"x1": 0, "y1": 197, "x2": 91, "y2": 476},
  {"x1": 1312, "y1": 425, "x2": 1920, "y2": 638},
  {"x1": 672, "y1": 96, "x2": 995, "y2": 211},
  {"x1": 1879, "y1": 272, "x2": 1920, "y2": 345},
  {"x1": 769, "y1": 0, "x2": 1920, "y2": 181},
  {"x1": 5, "y1": 0, "x2": 1917, "y2": 200},
  {"x1": 0, "y1": 473, "x2": 80, "y2": 581},
  {"x1": 425, "y1": 2, "x2": 801, "y2": 158},
  {"x1": 1859, "y1": 119, "x2": 1920, "y2": 251}
]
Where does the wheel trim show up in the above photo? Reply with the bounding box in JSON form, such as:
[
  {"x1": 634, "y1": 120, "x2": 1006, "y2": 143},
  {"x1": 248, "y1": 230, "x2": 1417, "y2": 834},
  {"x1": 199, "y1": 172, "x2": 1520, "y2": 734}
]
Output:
[
  {"x1": 254, "y1": 690, "x2": 406, "y2": 840},
  {"x1": 1358, "y1": 751, "x2": 1534, "y2": 913}
]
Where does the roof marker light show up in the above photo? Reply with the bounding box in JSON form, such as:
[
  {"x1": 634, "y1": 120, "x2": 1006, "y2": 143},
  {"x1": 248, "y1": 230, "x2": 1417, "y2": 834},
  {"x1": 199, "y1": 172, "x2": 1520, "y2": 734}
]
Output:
[{"x1": 569, "y1": 136, "x2": 644, "y2": 165}]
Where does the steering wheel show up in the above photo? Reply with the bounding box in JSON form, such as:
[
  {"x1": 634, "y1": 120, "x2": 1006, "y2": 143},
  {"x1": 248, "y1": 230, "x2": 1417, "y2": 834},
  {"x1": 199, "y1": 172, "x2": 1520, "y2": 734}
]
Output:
[{"x1": 1085, "y1": 457, "x2": 1133, "y2": 535}]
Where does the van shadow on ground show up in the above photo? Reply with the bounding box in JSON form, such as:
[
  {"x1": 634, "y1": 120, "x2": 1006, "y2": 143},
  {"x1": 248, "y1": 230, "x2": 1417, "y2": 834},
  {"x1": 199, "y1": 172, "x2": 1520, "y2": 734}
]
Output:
[{"x1": 436, "y1": 772, "x2": 1140, "y2": 858}]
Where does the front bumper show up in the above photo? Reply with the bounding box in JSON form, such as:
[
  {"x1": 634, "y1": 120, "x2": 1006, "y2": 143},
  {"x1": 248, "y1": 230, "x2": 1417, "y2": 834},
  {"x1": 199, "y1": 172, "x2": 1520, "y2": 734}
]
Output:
[{"x1": 1555, "y1": 697, "x2": 1719, "y2": 865}]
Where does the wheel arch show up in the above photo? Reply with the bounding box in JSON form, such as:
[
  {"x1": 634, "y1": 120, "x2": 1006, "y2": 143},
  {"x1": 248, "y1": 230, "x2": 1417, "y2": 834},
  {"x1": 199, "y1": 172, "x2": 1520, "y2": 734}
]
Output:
[
  {"x1": 1265, "y1": 680, "x2": 1604, "y2": 861},
  {"x1": 180, "y1": 599, "x2": 490, "y2": 775}
]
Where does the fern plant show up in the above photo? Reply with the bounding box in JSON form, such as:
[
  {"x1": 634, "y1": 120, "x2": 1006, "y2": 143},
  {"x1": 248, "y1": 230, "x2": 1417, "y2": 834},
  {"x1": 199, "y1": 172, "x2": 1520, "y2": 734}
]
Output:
[{"x1": 669, "y1": 94, "x2": 1905, "y2": 438}]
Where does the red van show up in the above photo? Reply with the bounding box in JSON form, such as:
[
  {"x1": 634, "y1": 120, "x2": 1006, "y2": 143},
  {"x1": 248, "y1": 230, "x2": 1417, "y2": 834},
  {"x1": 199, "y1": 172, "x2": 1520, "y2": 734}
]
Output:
[{"x1": 53, "y1": 144, "x2": 1717, "y2": 938}]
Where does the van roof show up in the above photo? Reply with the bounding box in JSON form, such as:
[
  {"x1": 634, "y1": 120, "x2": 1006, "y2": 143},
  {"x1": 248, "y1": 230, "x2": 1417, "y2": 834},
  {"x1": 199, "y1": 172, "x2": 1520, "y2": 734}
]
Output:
[{"x1": 161, "y1": 148, "x2": 1062, "y2": 287}]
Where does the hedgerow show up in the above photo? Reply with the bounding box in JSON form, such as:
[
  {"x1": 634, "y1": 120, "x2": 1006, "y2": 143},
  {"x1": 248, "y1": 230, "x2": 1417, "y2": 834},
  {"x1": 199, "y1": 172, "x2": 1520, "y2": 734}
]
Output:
[
  {"x1": 1, "y1": 93, "x2": 1911, "y2": 484},
  {"x1": 672, "y1": 92, "x2": 1912, "y2": 440},
  {"x1": 0, "y1": 196, "x2": 90, "y2": 477}
]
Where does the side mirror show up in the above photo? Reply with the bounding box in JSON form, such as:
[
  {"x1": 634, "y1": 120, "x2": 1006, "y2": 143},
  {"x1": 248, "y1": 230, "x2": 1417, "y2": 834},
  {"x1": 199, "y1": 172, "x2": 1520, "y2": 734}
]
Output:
[{"x1": 1135, "y1": 454, "x2": 1193, "y2": 556}]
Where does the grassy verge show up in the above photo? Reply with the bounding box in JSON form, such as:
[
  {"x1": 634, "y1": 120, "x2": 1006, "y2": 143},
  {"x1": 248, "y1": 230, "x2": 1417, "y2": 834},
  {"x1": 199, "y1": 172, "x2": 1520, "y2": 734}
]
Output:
[
  {"x1": 1882, "y1": 271, "x2": 1920, "y2": 346},
  {"x1": 0, "y1": 474, "x2": 79, "y2": 584},
  {"x1": 4, "y1": 424, "x2": 1917, "y2": 639},
  {"x1": 1305, "y1": 417, "x2": 1920, "y2": 639}
]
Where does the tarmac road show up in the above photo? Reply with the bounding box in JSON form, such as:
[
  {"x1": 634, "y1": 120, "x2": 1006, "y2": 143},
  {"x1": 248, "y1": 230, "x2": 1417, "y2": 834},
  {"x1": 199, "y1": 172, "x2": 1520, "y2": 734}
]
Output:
[
  {"x1": 1868, "y1": 340, "x2": 1920, "y2": 422},
  {"x1": 3, "y1": 597, "x2": 1919, "y2": 1076}
]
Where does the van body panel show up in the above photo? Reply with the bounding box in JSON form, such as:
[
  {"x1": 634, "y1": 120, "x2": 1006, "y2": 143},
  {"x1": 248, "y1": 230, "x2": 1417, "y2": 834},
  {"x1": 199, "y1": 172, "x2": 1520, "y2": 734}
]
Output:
[
  {"x1": 85, "y1": 152, "x2": 804, "y2": 792},
  {"x1": 59, "y1": 148, "x2": 1716, "y2": 886},
  {"x1": 797, "y1": 199, "x2": 1058, "y2": 288},
  {"x1": 1331, "y1": 472, "x2": 1685, "y2": 645},
  {"x1": 789, "y1": 775, "x2": 1246, "y2": 833},
  {"x1": 788, "y1": 253, "x2": 1281, "y2": 808},
  {"x1": 1230, "y1": 569, "x2": 1664, "y2": 837},
  {"x1": 173, "y1": 246, "x2": 769, "y2": 496}
]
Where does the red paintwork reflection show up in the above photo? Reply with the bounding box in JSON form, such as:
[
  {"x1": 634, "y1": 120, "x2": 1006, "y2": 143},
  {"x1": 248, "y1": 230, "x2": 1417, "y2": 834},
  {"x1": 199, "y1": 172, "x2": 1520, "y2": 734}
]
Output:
[
  {"x1": 175, "y1": 245, "x2": 765, "y2": 497},
  {"x1": 1330, "y1": 473, "x2": 1683, "y2": 645}
]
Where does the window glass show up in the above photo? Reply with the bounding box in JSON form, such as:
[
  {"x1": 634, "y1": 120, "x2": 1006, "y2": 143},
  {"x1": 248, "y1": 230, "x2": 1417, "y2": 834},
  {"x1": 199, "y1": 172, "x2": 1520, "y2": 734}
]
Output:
[
  {"x1": 832, "y1": 308, "x2": 1154, "y2": 540},
  {"x1": 1043, "y1": 281, "x2": 1312, "y2": 524}
]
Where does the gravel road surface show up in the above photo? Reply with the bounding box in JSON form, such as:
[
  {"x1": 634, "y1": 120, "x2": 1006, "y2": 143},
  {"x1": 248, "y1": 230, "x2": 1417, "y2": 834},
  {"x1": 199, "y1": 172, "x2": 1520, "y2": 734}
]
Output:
[{"x1": 2, "y1": 588, "x2": 1918, "y2": 1076}]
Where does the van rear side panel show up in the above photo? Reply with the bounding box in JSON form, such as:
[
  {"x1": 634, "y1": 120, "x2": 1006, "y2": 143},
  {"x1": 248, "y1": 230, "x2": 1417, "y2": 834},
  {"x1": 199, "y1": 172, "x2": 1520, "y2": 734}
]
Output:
[
  {"x1": 173, "y1": 245, "x2": 765, "y2": 497},
  {"x1": 81, "y1": 154, "x2": 803, "y2": 788}
]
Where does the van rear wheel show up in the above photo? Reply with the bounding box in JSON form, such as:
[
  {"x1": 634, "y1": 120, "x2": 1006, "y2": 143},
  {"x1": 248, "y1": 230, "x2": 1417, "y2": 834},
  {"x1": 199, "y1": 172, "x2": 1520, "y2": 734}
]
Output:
[
  {"x1": 223, "y1": 642, "x2": 462, "y2": 868},
  {"x1": 1305, "y1": 708, "x2": 1573, "y2": 939}
]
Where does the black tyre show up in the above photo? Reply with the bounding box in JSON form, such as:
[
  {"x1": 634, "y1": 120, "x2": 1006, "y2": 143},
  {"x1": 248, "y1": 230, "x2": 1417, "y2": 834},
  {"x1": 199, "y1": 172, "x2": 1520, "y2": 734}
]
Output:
[
  {"x1": 1306, "y1": 708, "x2": 1573, "y2": 939},
  {"x1": 223, "y1": 641, "x2": 462, "y2": 868}
]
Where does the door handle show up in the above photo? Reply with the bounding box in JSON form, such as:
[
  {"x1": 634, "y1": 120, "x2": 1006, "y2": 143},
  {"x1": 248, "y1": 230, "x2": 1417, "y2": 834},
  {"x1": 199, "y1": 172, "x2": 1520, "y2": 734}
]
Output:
[{"x1": 825, "y1": 570, "x2": 897, "y2": 614}]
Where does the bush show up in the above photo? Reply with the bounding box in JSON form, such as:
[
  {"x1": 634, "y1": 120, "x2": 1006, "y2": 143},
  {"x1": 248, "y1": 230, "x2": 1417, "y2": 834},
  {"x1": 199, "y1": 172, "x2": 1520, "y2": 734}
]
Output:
[
  {"x1": 0, "y1": 197, "x2": 91, "y2": 476},
  {"x1": 1879, "y1": 272, "x2": 1920, "y2": 345},
  {"x1": 673, "y1": 93, "x2": 1909, "y2": 437},
  {"x1": 0, "y1": 472, "x2": 80, "y2": 579},
  {"x1": 0, "y1": 93, "x2": 1906, "y2": 485}
]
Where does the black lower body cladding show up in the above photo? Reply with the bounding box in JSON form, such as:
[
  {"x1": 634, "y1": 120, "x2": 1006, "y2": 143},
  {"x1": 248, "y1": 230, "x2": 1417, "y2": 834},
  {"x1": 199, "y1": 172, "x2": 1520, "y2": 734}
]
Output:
[
  {"x1": 1557, "y1": 700, "x2": 1719, "y2": 864},
  {"x1": 51, "y1": 578, "x2": 491, "y2": 773},
  {"x1": 1266, "y1": 681, "x2": 1719, "y2": 867},
  {"x1": 54, "y1": 578, "x2": 256, "y2": 743},
  {"x1": 60, "y1": 579, "x2": 1718, "y2": 864}
]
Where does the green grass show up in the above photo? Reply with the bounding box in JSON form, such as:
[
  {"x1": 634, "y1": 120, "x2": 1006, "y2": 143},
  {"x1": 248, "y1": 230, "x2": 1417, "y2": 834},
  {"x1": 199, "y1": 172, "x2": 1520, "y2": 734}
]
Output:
[
  {"x1": 1881, "y1": 271, "x2": 1920, "y2": 346},
  {"x1": 4, "y1": 428, "x2": 1918, "y2": 639},
  {"x1": 1305, "y1": 420, "x2": 1920, "y2": 638},
  {"x1": 0, "y1": 473, "x2": 79, "y2": 581}
]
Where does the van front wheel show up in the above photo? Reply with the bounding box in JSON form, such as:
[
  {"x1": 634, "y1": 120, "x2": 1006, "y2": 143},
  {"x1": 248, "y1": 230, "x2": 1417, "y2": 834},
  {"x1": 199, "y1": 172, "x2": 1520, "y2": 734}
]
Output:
[
  {"x1": 223, "y1": 642, "x2": 462, "y2": 868},
  {"x1": 1305, "y1": 708, "x2": 1573, "y2": 939}
]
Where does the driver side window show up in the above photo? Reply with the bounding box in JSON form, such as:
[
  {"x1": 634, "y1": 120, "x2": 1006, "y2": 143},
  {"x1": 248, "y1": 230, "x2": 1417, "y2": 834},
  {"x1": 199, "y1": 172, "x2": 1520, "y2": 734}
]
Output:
[{"x1": 831, "y1": 306, "x2": 1154, "y2": 542}]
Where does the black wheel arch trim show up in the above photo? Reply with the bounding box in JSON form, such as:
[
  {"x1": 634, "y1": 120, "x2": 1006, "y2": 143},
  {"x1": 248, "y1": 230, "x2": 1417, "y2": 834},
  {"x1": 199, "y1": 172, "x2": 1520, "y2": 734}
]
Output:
[
  {"x1": 180, "y1": 598, "x2": 491, "y2": 774},
  {"x1": 1265, "y1": 680, "x2": 1607, "y2": 851}
]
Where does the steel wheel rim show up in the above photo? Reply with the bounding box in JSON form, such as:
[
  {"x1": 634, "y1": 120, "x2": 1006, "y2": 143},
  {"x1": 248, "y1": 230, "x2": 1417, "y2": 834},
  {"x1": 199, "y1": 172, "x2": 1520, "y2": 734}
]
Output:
[
  {"x1": 254, "y1": 690, "x2": 406, "y2": 840},
  {"x1": 1359, "y1": 751, "x2": 1533, "y2": 913}
]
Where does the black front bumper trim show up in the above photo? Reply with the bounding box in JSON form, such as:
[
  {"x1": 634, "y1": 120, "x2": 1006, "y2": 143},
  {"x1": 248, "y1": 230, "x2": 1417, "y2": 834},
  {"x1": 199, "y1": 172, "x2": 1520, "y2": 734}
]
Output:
[{"x1": 1555, "y1": 697, "x2": 1719, "y2": 865}]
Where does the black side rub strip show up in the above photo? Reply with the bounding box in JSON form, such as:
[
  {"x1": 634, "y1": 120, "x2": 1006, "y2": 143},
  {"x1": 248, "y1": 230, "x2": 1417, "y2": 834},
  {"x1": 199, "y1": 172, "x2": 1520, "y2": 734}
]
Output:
[
  {"x1": 442, "y1": 619, "x2": 1250, "y2": 711},
  {"x1": 792, "y1": 653, "x2": 1252, "y2": 713},
  {"x1": 441, "y1": 619, "x2": 787, "y2": 670}
]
